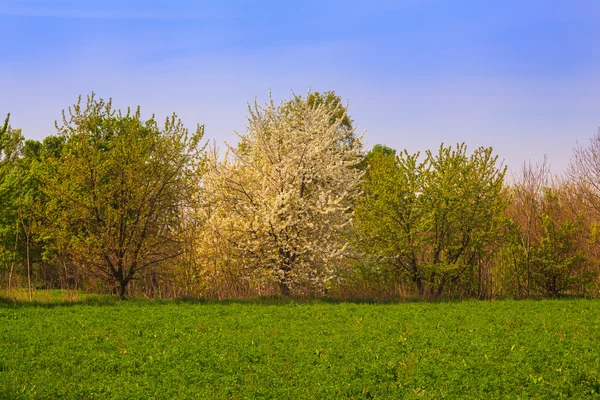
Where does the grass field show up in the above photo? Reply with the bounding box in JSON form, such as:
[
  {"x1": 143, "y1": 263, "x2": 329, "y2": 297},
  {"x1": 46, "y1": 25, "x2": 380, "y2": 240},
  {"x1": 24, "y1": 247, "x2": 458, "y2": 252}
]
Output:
[{"x1": 1, "y1": 297, "x2": 600, "y2": 399}]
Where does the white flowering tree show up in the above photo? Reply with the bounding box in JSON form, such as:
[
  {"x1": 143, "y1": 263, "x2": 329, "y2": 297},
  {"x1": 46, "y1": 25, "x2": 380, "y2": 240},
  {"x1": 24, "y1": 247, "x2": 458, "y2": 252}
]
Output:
[{"x1": 203, "y1": 92, "x2": 363, "y2": 295}]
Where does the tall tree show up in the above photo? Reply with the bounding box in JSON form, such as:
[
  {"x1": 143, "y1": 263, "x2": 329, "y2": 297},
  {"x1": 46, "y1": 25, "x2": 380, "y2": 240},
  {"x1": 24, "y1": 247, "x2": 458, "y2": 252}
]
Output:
[
  {"x1": 14, "y1": 140, "x2": 43, "y2": 299},
  {"x1": 40, "y1": 94, "x2": 205, "y2": 299},
  {"x1": 203, "y1": 91, "x2": 364, "y2": 295}
]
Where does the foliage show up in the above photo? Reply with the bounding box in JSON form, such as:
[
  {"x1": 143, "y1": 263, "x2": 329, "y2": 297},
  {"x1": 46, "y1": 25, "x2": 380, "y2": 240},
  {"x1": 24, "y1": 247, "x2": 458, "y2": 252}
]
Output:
[
  {"x1": 37, "y1": 94, "x2": 205, "y2": 299},
  {"x1": 501, "y1": 160, "x2": 595, "y2": 298},
  {"x1": 356, "y1": 144, "x2": 396, "y2": 171},
  {"x1": 356, "y1": 143, "x2": 507, "y2": 297},
  {"x1": 202, "y1": 91, "x2": 363, "y2": 295},
  {"x1": 524, "y1": 188, "x2": 589, "y2": 297},
  {"x1": 530, "y1": 214, "x2": 586, "y2": 296},
  {"x1": 2, "y1": 92, "x2": 600, "y2": 300},
  {"x1": 0, "y1": 114, "x2": 23, "y2": 172},
  {"x1": 0, "y1": 115, "x2": 25, "y2": 291},
  {"x1": 1, "y1": 298, "x2": 600, "y2": 399},
  {"x1": 282, "y1": 90, "x2": 355, "y2": 145}
]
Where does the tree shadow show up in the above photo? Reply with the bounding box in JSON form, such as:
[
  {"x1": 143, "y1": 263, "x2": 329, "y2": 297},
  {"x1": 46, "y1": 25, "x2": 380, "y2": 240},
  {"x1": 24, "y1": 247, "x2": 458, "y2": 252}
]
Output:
[
  {"x1": 0, "y1": 295, "x2": 121, "y2": 309},
  {"x1": 0, "y1": 293, "x2": 592, "y2": 309}
]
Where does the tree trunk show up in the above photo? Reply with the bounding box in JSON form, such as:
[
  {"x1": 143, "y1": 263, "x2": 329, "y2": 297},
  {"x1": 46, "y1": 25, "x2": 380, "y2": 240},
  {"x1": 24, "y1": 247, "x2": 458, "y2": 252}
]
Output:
[
  {"x1": 63, "y1": 260, "x2": 69, "y2": 290},
  {"x1": 436, "y1": 276, "x2": 446, "y2": 298},
  {"x1": 8, "y1": 221, "x2": 19, "y2": 297},
  {"x1": 26, "y1": 232, "x2": 32, "y2": 301},
  {"x1": 278, "y1": 263, "x2": 292, "y2": 296},
  {"x1": 409, "y1": 258, "x2": 424, "y2": 296},
  {"x1": 414, "y1": 274, "x2": 424, "y2": 297},
  {"x1": 278, "y1": 248, "x2": 294, "y2": 296},
  {"x1": 279, "y1": 278, "x2": 291, "y2": 296},
  {"x1": 118, "y1": 279, "x2": 128, "y2": 300}
]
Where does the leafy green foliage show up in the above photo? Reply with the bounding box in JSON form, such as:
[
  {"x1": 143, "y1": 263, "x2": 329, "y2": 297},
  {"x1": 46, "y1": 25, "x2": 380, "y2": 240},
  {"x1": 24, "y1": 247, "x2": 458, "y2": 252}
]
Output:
[
  {"x1": 2, "y1": 92, "x2": 600, "y2": 300},
  {"x1": 283, "y1": 91, "x2": 354, "y2": 139},
  {"x1": 0, "y1": 115, "x2": 26, "y2": 288},
  {"x1": 37, "y1": 94, "x2": 205, "y2": 298},
  {"x1": 1, "y1": 299, "x2": 599, "y2": 399},
  {"x1": 531, "y1": 214, "x2": 586, "y2": 296},
  {"x1": 357, "y1": 143, "x2": 507, "y2": 297},
  {"x1": 502, "y1": 182, "x2": 594, "y2": 298},
  {"x1": 356, "y1": 144, "x2": 396, "y2": 171},
  {"x1": 527, "y1": 189, "x2": 589, "y2": 296}
]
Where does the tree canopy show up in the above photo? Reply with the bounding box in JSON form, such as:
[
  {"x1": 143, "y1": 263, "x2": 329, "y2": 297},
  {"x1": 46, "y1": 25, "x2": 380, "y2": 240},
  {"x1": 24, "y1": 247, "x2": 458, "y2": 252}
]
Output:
[
  {"x1": 202, "y1": 92, "x2": 363, "y2": 295},
  {"x1": 356, "y1": 143, "x2": 507, "y2": 297},
  {"x1": 0, "y1": 91, "x2": 598, "y2": 300},
  {"x1": 38, "y1": 94, "x2": 205, "y2": 298}
]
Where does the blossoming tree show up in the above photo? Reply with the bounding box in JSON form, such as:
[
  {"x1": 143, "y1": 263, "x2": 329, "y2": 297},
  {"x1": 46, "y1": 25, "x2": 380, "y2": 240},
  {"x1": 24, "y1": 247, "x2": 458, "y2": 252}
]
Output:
[{"x1": 203, "y1": 92, "x2": 363, "y2": 295}]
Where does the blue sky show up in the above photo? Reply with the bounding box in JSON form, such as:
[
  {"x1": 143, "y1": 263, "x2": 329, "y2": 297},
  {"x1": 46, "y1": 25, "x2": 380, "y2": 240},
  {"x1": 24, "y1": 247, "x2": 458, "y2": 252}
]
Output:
[{"x1": 1, "y1": 0, "x2": 599, "y2": 174}]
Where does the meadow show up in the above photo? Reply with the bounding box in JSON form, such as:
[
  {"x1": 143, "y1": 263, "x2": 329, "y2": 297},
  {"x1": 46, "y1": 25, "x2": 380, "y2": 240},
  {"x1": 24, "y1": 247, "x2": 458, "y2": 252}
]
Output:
[{"x1": 1, "y1": 296, "x2": 599, "y2": 399}]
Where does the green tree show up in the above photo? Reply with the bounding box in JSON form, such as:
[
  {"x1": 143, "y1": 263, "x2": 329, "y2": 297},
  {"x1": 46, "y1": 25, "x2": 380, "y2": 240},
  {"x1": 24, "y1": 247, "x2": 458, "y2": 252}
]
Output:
[
  {"x1": 40, "y1": 94, "x2": 205, "y2": 299},
  {"x1": 0, "y1": 114, "x2": 24, "y2": 178},
  {"x1": 15, "y1": 140, "x2": 44, "y2": 299},
  {"x1": 356, "y1": 144, "x2": 396, "y2": 171},
  {"x1": 357, "y1": 143, "x2": 506, "y2": 297},
  {"x1": 0, "y1": 114, "x2": 26, "y2": 294},
  {"x1": 531, "y1": 213, "x2": 586, "y2": 297},
  {"x1": 511, "y1": 186, "x2": 589, "y2": 297},
  {"x1": 284, "y1": 91, "x2": 353, "y2": 130}
]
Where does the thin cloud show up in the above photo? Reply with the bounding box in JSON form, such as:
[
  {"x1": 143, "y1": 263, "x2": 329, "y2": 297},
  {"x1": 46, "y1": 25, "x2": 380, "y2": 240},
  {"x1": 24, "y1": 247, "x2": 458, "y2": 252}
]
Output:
[
  {"x1": 0, "y1": 0, "x2": 234, "y2": 20},
  {"x1": 1, "y1": 7, "x2": 206, "y2": 19}
]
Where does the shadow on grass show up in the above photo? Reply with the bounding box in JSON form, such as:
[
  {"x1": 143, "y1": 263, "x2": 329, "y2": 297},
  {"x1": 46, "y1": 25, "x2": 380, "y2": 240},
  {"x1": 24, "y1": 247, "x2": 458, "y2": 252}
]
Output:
[
  {"x1": 0, "y1": 294, "x2": 128, "y2": 309},
  {"x1": 0, "y1": 294, "x2": 436, "y2": 309},
  {"x1": 0, "y1": 293, "x2": 593, "y2": 309}
]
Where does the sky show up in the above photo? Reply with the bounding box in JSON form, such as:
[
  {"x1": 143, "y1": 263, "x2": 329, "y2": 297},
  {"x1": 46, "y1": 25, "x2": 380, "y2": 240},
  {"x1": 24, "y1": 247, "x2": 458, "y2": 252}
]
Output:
[{"x1": 1, "y1": 0, "x2": 599, "y2": 175}]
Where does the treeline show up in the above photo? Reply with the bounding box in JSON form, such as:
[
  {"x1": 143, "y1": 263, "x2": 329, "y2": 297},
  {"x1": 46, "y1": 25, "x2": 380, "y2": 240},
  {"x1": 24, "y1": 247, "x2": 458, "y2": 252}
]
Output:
[{"x1": 1, "y1": 92, "x2": 599, "y2": 300}]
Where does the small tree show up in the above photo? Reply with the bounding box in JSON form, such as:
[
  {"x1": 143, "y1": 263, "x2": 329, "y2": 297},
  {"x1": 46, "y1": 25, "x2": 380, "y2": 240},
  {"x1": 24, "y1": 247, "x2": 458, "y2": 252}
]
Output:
[
  {"x1": 40, "y1": 94, "x2": 204, "y2": 299},
  {"x1": 530, "y1": 210, "x2": 586, "y2": 297},
  {"x1": 357, "y1": 143, "x2": 506, "y2": 297},
  {"x1": 504, "y1": 158, "x2": 551, "y2": 296},
  {"x1": 0, "y1": 114, "x2": 24, "y2": 179},
  {"x1": 0, "y1": 114, "x2": 26, "y2": 295},
  {"x1": 567, "y1": 129, "x2": 600, "y2": 295}
]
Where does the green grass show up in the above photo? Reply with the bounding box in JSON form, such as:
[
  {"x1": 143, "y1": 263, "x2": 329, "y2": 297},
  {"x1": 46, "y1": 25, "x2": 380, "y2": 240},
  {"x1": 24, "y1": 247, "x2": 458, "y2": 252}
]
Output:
[{"x1": 1, "y1": 298, "x2": 599, "y2": 399}]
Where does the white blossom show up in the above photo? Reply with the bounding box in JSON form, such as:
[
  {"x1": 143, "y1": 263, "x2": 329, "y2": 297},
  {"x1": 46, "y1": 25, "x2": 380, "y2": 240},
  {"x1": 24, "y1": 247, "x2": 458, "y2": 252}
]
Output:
[{"x1": 201, "y1": 92, "x2": 364, "y2": 294}]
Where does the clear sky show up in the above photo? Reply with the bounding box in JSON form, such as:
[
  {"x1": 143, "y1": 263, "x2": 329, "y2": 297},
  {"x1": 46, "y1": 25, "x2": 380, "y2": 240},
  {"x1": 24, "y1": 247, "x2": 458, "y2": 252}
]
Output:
[{"x1": 1, "y1": 0, "x2": 599, "y2": 174}]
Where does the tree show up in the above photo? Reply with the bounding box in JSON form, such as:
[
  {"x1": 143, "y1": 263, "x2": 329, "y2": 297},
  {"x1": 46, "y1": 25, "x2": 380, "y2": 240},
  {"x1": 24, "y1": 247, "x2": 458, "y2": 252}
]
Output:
[
  {"x1": 282, "y1": 91, "x2": 355, "y2": 144},
  {"x1": 202, "y1": 91, "x2": 364, "y2": 295},
  {"x1": 567, "y1": 129, "x2": 600, "y2": 295},
  {"x1": 0, "y1": 114, "x2": 25, "y2": 295},
  {"x1": 14, "y1": 140, "x2": 43, "y2": 299},
  {"x1": 356, "y1": 144, "x2": 396, "y2": 171},
  {"x1": 569, "y1": 129, "x2": 600, "y2": 215},
  {"x1": 502, "y1": 160, "x2": 595, "y2": 297},
  {"x1": 356, "y1": 143, "x2": 506, "y2": 297},
  {"x1": 40, "y1": 94, "x2": 204, "y2": 299},
  {"x1": 0, "y1": 114, "x2": 24, "y2": 179},
  {"x1": 529, "y1": 189, "x2": 587, "y2": 296},
  {"x1": 504, "y1": 158, "x2": 551, "y2": 296}
]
